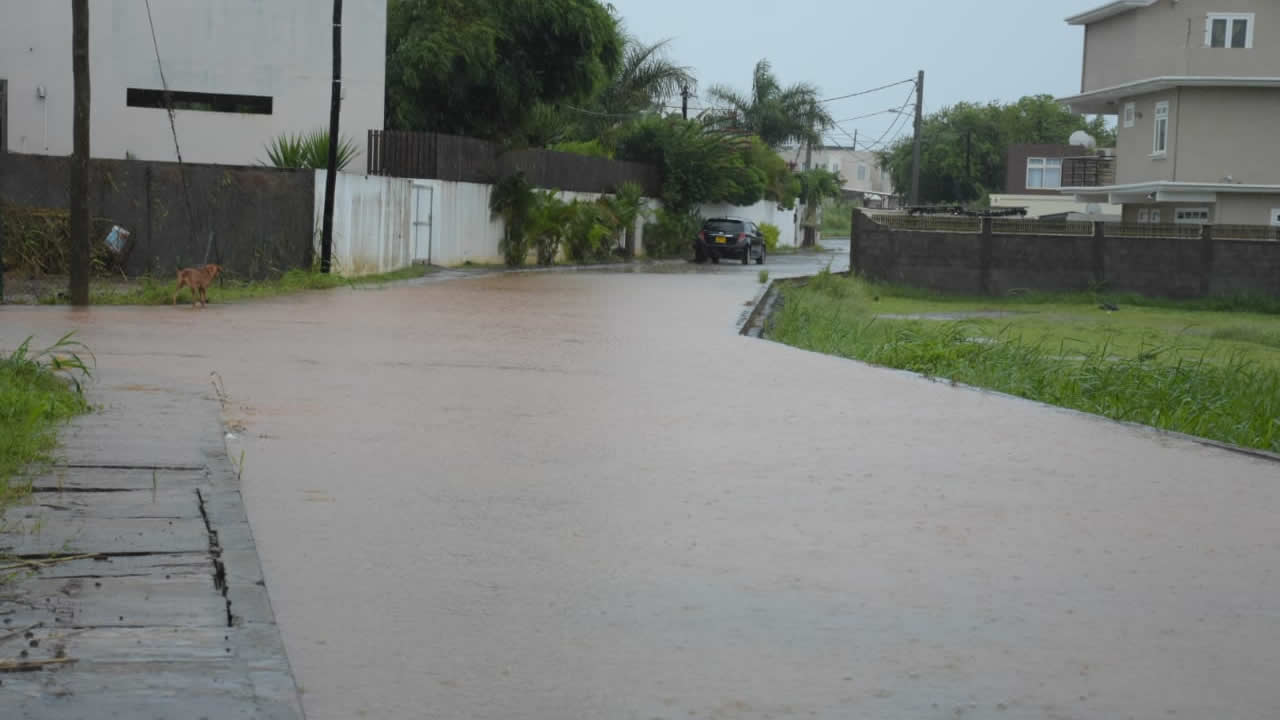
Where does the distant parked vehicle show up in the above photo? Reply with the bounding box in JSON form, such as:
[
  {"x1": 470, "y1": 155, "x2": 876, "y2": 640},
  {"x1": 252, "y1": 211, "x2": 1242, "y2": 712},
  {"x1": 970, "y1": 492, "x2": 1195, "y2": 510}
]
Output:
[{"x1": 694, "y1": 218, "x2": 765, "y2": 265}]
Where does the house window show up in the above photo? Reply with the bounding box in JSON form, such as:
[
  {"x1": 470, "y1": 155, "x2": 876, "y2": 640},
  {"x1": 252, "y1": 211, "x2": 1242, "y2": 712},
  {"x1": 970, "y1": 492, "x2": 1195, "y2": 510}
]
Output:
[
  {"x1": 1272, "y1": 209, "x2": 1280, "y2": 228},
  {"x1": 1123, "y1": 102, "x2": 1136, "y2": 128},
  {"x1": 857, "y1": 164, "x2": 867, "y2": 181},
  {"x1": 1151, "y1": 209, "x2": 1162, "y2": 224},
  {"x1": 1026, "y1": 157, "x2": 1062, "y2": 189},
  {"x1": 1175, "y1": 208, "x2": 1211, "y2": 224},
  {"x1": 1207, "y1": 13, "x2": 1254, "y2": 49},
  {"x1": 1153, "y1": 101, "x2": 1169, "y2": 156},
  {"x1": 126, "y1": 88, "x2": 273, "y2": 115},
  {"x1": 1138, "y1": 208, "x2": 1150, "y2": 224}
]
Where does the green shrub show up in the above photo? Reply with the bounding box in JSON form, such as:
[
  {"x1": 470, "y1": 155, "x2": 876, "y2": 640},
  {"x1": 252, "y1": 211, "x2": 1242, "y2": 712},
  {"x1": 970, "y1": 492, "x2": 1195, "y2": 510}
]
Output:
[
  {"x1": 528, "y1": 191, "x2": 575, "y2": 266},
  {"x1": 564, "y1": 201, "x2": 616, "y2": 263},
  {"x1": 490, "y1": 172, "x2": 537, "y2": 267},
  {"x1": 644, "y1": 207, "x2": 700, "y2": 258},
  {"x1": 550, "y1": 140, "x2": 613, "y2": 159},
  {"x1": 760, "y1": 222, "x2": 781, "y2": 252},
  {"x1": 262, "y1": 130, "x2": 358, "y2": 170},
  {"x1": 1, "y1": 204, "x2": 119, "y2": 276}
]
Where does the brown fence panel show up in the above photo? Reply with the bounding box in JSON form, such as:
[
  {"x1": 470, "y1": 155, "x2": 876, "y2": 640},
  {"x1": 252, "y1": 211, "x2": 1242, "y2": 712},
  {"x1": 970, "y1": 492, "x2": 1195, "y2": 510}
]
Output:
[{"x1": 368, "y1": 130, "x2": 660, "y2": 194}]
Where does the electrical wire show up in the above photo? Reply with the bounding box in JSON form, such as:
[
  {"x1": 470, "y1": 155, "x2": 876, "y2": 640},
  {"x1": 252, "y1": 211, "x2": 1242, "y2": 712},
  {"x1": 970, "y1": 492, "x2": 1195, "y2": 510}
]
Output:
[
  {"x1": 820, "y1": 78, "x2": 915, "y2": 104},
  {"x1": 143, "y1": 0, "x2": 209, "y2": 262}
]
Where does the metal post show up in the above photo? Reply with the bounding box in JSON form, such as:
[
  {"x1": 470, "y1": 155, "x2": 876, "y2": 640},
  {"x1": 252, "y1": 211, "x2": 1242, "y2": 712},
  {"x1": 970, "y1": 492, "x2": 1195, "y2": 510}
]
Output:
[
  {"x1": 70, "y1": 0, "x2": 90, "y2": 306},
  {"x1": 680, "y1": 84, "x2": 690, "y2": 120},
  {"x1": 320, "y1": 0, "x2": 342, "y2": 274},
  {"x1": 910, "y1": 70, "x2": 924, "y2": 207}
]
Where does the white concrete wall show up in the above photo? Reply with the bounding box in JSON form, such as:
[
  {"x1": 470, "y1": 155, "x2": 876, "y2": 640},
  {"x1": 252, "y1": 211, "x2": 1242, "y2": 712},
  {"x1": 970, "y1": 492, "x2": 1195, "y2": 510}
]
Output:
[
  {"x1": 990, "y1": 193, "x2": 1123, "y2": 219},
  {"x1": 0, "y1": 0, "x2": 386, "y2": 172},
  {"x1": 315, "y1": 172, "x2": 415, "y2": 276},
  {"x1": 316, "y1": 173, "x2": 658, "y2": 272},
  {"x1": 698, "y1": 199, "x2": 802, "y2": 247}
]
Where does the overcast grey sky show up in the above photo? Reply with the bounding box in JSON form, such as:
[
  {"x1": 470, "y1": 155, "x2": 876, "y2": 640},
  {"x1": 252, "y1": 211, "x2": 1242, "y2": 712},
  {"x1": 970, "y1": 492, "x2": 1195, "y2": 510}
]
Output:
[{"x1": 611, "y1": 0, "x2": 1097, "y2": 148}]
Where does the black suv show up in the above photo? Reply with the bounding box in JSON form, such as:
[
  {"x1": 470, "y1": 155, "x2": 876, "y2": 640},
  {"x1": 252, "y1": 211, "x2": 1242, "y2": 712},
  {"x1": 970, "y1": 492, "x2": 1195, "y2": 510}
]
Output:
[{"x1": 694, "y1": 218, "x2": 766, "y2": 265}]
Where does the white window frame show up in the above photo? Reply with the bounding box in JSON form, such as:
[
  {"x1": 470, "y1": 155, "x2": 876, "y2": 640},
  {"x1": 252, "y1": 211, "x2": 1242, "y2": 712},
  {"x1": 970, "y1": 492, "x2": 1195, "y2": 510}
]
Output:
[
  {"x1": 1123, "y1": 102, "x2": 1136, "y2": 128},
  {"x1": 1206, "y1": 13, "x2": 1254, "y2": 49},
  {"x1": 1151, "y1": 209, "x2": 1162, "y2": 224},
  {"x1": 1025, "y1": 157, "x2": 1062, "y2": 189},
  {"x1": 1152, "y1": 101, "x2": 1170, "y2": 157},
  {"x1": 1138, "y1": 208, "x2": 1150, "y2": 224},
  {"x1": 1269, "y1": 209, "x2": 1280, "y2": 228},
  {"x1": 857, "y1": 163, "x2": 867, "y2": 181},
  {"x1": 1174, "y1": 207, "x2": 1211, "y2": 225}
]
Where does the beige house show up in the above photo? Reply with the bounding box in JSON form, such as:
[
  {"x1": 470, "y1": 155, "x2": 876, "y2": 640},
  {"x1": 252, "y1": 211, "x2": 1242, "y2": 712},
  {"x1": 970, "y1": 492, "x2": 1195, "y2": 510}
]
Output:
[
  {"x1": 1060, "y1": 0, "x2": 1280, "y2": 227},
  {"x1": 780, "y1": 145, "x2": 896, "y2": 208}
]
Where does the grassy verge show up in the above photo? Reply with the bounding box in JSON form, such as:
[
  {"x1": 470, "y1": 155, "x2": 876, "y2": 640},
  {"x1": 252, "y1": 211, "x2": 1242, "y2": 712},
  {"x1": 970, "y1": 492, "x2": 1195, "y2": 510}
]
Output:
[
  {"x1": 40, "y1": 264, "x2": 433, "y2": 306},
  {"x1": 1, "y1": 334, "x2": 92, "y2": 520},
  {"x1": 767, "y1": 271, "x2": 1280, "y2": 453}
]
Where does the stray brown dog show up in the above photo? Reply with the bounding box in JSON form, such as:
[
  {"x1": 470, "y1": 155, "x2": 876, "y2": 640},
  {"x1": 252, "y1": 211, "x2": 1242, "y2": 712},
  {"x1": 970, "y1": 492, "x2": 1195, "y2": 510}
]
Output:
[{"x1": 173, "y1": 264, "x2": 223, "y2": 308}]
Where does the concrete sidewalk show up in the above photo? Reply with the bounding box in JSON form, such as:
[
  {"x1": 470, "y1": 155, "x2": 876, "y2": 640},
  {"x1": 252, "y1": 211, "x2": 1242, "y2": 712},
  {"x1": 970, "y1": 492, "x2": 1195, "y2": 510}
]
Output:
[{"x1": 0, "y1": 372, "x2": 302, "y2": 719}]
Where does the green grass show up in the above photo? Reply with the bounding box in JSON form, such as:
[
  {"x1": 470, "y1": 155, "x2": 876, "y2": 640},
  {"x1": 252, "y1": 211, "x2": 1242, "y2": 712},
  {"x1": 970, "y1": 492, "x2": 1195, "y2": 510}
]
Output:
[
  {"x1": 1, "y1": 334, "x2": 92, "y2": 520},
  {"x1": 40, "y1": 264, "x2": 433, "y2": 306},
  {"x1": 767, "y1": 271, "x2": 1280, "y2": 453}
]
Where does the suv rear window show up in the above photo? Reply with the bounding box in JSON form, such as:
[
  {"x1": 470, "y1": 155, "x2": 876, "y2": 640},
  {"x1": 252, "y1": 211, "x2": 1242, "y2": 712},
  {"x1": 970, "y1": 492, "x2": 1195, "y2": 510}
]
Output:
[{"x1": 703, "y1": 219, "x2": 745, "y2": 234}]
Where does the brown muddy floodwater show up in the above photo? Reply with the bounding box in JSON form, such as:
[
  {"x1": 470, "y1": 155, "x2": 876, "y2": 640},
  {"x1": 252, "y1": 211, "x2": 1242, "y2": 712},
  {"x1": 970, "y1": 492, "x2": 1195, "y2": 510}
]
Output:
[{"x1": 3, "y1": 253, "x2": 1279, "y2": 719}]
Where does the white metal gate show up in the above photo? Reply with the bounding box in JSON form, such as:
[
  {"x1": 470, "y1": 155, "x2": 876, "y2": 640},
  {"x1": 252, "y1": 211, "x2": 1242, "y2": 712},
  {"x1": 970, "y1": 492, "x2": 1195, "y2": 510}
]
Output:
[{"x1": 411, "y1": 182, "x2": 434, "y2": 264}]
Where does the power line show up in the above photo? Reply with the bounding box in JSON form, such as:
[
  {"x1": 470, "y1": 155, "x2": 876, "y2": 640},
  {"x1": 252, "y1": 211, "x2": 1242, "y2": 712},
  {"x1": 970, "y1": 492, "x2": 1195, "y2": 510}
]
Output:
[
  {"x1": 143, "y1": 0, "x2": 205, "y2": 262},
  {"x1": 860, "y1": 83, "x2": 917, "y2": 152},
  {"x1": 832, "y1": 108, "x2": 907, "y2": 124},
  {"x1": 820, "y1": 78, "x2": 915, "y2": 104}
]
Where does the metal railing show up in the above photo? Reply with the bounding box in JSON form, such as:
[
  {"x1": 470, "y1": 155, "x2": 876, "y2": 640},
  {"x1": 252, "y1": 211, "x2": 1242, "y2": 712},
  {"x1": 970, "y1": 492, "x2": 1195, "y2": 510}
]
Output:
[
  {"x1": 992, "y1": 218, "x2": 1093, "y2": 236},
  {"x1": 1103, "y1": 223, "x2": 1203, "y2": 240},
  {"x1": 1061, "y1": 155, "x2": 1116, "y2": 188},
  {"x1": 869, "y1": 214, "x2": 981, "y2": 233},
  {"x1": 1215, "y1": 224, "x2": 1280, "y2": 241}
]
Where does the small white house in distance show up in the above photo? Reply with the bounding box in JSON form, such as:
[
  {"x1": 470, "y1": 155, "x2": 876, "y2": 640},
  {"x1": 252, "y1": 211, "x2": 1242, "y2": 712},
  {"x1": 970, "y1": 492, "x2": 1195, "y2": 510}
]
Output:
[{"x1": 0, "y1": 0, "x2": 386, "y2": 173}]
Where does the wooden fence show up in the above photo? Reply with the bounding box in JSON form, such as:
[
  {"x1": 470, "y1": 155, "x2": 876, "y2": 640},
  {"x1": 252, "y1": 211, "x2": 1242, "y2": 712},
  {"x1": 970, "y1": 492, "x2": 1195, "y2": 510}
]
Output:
[{"x1": 367, "y1": 130, "x2": 661, "y2": 196}]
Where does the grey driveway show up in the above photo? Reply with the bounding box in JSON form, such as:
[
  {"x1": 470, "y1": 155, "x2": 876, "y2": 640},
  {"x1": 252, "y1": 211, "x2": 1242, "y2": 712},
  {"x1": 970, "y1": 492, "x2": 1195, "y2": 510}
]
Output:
[{"x1": 2, "y1": 241, "x2": 1278, "y2": 720}]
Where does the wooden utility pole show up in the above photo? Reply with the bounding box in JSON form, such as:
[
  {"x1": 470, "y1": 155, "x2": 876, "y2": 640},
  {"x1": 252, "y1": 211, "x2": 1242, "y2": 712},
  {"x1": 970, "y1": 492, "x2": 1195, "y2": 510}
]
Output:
[
  {"x1": 909, "y1": 69, "x2": 924, "y2": 207},
  {"x1": 69, "y1": 0, "x2": 91, "y2": 306},
  {"x1": 319, "y1": 0, "x2": 343, "y2": 274},
  {"x1": 680, "y1": 84, "x2": 690, "y2": 119}
]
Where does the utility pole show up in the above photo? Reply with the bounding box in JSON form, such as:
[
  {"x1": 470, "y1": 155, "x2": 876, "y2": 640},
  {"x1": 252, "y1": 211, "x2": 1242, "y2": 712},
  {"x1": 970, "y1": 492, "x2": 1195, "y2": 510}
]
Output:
[
  {"x1": 680, "y1": 84, "x2": 690, "y2": 120},
  {"x1": 909, "y1": 69, "x2": 924, "y2": 207},
  {"x1": 319, "y1": 0, "x2": 343, "y2": 274},
  {"x1": 70, "y1": 0, "x2": 90, "y2": 306},
  {"x1": 964, "y1": 129, "x2": 972, "y2": 203}
]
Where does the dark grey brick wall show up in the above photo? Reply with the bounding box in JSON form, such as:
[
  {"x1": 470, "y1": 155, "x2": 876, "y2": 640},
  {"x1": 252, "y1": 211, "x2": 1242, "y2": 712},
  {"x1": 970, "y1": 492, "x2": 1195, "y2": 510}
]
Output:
[
  {"x1": 851, "y1": 211, "x2": 1280, "y2": 298},
  {"x1": 1, "y1": 152, "x2": 314, "y2": 280}
]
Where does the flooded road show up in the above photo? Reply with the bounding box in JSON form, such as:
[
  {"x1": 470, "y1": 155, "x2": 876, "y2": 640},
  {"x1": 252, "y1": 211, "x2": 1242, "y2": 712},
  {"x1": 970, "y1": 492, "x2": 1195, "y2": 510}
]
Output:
[{"x1": 4, "y1": 244, "x2": 1279, "y2": 720}]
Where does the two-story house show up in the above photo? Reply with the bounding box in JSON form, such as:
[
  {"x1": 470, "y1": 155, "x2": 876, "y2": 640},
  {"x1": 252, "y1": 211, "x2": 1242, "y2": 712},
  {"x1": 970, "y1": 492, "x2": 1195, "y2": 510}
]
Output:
[
  {"x1": 991, "y1": 142, "x2": 1122, "y2": 219},
  {"x1": 1060, "y1": 0, "x2": 1280, "y2": 227},
  {"x1": 780, "y1": 145, "x2": 897, "y2": 209},
  {"x1": 0, "y1": 0, "x2": 386, "y2": 173}
]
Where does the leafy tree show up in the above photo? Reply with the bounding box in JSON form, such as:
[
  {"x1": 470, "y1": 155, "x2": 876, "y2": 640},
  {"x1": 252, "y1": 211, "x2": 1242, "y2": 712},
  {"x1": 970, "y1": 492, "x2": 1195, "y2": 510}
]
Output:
[
  {"x1": 386, "y1": 0, "x2": 623, "y2": 140},
  {"x1": 523, "y1": 35, "x2": 695, "y2": 146},
  {"x1": 614, "y1": 116, "x2": 765, "y2": 213},
  {"x1": 795, "y1": 168, "x2": 844, "y2": 246},
  {"x1": 705, "y1": 60, "x2": 832, "y2": 148},
  {"x1": 528, "y1": 191, "x2": 575, "y2": 265},
  {"x1": 878, "y1": 94, "x2": 1116, "y2": 205},
  {"x1": 601, "y1": 182, "x2": 648, "y2": 257}
]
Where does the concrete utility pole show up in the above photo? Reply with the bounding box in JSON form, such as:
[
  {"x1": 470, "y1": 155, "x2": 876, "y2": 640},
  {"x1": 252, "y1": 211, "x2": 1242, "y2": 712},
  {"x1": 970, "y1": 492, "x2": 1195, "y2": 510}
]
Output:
[
  {"x1": 70, "y1": 0, "x2": 91, "y2": 306},
  {"x1": 320, "y1": 0, "x2": 343, "y2": 274},
  {"x1": 909, "y1": 69, "x2": 924, "y2": 207},
  {"x1": 680, "y1": 84, "x2": 690, "y2": 120}
]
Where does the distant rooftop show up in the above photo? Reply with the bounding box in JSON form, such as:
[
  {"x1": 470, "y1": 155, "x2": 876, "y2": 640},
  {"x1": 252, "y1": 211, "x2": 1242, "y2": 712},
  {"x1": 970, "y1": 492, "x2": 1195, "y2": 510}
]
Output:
[{"x1": 1065, "y1": 0, "x2": 1157, "y2": 26}]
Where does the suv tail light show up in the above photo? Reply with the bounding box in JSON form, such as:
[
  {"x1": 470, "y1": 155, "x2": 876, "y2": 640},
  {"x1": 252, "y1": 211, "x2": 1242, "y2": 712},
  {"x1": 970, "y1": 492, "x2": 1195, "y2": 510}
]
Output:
[
  {"x1": 698, "y1": 230, "x2": 706, "y2": 241},
  {"x1": 737, "y1": 232, "x2": 747, "y2": 242}
]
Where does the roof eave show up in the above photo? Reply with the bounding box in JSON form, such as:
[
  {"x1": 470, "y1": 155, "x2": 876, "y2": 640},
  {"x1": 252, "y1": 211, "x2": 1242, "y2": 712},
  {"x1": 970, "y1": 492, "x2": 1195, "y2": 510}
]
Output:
[{"x1": 1065, "y1": 0, "x2": 1157, "y2": 26}]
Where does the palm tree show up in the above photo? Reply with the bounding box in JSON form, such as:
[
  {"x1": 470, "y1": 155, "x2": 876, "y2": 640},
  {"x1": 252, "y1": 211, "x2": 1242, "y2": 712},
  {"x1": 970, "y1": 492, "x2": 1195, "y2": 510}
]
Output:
[
  {"x1": 539, "y1": 36, "x2": 695, "y2": 144},
  {"x1": 706, "y1": 59, "x2": 832, "y2": 149}
]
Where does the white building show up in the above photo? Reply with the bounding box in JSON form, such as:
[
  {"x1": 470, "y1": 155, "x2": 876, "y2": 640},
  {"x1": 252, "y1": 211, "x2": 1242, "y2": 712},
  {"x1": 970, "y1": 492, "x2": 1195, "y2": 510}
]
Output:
[
  {"x1": 779, "y1": 145, "x2": 896, "y2": 208},
  {"x1": 0, "y1": 0, "x2": 386, "y2": 173}
]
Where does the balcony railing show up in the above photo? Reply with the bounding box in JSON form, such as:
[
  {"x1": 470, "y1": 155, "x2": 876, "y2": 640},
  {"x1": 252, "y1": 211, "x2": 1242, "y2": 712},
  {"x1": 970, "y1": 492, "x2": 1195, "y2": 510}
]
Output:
[{"x1": 1061, "y1": 155, "x2": 1116, "y2": 188}]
